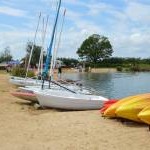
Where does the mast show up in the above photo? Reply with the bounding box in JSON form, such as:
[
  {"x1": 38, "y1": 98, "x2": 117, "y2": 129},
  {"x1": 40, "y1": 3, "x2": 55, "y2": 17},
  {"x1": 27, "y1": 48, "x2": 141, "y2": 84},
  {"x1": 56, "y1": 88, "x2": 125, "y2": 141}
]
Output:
[
  {"x1": 25, "y1": 12, "x2": 41, "y2": 79},
  {"x1": 42, "y1": 0, "x2": 61, "y2": 79},
  {"x1": 37, "y1": 15, "x2": 49, "y2": 79},
  {"x1": 52, "y1": 9, "x2": 66, "y2": 74}
]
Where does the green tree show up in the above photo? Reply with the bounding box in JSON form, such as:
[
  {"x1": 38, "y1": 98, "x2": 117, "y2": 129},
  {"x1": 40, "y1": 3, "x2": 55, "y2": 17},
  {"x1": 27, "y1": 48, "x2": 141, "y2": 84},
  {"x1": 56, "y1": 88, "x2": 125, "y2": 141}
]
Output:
[
  {"x1": 77, "y1": 34, "x2": 113, "y2": 63},
  {"x1": 58, "y1": 57, "x2": 79, "y2": 67},
  {"x1": 0, "y1": 46, "x2": 12, "y2": 63},
  {"x1": 25, "y1": 42, "x2": 42, "y2": 68}
]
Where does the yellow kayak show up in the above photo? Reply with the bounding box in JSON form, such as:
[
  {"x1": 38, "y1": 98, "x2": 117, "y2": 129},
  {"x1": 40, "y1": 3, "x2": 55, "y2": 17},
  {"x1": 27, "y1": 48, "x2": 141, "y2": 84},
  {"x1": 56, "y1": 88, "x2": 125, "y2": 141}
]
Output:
[
  {"x1": 103, "y1": 93, "x2": 149, "y2": 117},
  {"x1": 116, "y1": 94, "x2": 150, "y2": 122},
  {"x1": 138, "y1": 106, "x2": 150, "y2": 124}
]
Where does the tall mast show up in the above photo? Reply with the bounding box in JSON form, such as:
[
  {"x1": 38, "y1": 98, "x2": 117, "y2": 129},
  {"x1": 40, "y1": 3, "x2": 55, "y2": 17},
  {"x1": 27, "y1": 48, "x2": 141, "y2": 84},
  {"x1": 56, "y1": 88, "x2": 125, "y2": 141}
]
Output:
[
  {"x1": 50, "y1": 9, "x2": 66, "y2": 78},
  {"x1": 42, "y1": 0, "x2": 61, "y2": 79},
  {"x1": 25, "y1": 12, "x2": 41, "y2": 79},
  {"x1": 37, "y1": 15, "x2": 49, "y2": 78}
]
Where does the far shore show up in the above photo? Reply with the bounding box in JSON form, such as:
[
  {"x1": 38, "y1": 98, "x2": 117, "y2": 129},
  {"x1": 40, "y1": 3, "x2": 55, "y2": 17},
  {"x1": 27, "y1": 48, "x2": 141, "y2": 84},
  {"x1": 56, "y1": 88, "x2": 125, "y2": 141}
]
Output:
[{"x1": 62, "y1": 67, "x2": 117, "y2": 73}]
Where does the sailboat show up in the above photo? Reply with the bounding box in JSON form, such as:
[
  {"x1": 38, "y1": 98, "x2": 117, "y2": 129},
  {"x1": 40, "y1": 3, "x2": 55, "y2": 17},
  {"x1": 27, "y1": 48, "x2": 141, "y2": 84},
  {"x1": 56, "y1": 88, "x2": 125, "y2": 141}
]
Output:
[
  {"x1": 33, "y1": 0, "x2": 109, "y2": 110},
  {"x1": 11, "y1": 0, "x2": 108, "y2": 110},
  {"x1": 11, "y1": 6, "x2": 91, "y2": 102},
  {"x1": 9, "y1": 12, "x2": 44, "y2": 87}
]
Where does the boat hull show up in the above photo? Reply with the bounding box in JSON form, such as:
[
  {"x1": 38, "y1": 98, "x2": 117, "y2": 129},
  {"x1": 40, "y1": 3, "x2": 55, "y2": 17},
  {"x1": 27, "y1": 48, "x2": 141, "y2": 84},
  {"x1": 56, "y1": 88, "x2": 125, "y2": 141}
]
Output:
[
  {"x1": 103, "y1": 93, "x2": 150, "y2": 117},
  {"x1": 35, "y1": 91, "x2": 108, "y2": 110},
  {"x1": 9, "y1": 78, "x2": 43, "y2": 87},
  {"x1": 138, "y1": 106, "x2": 150, "y2": 124},
  {"x1": 116, "y1": 94, "x2": 150, "y2": 122},
  {"x1": 11, "y1": 91, "x2": 37, "y2": 102}
]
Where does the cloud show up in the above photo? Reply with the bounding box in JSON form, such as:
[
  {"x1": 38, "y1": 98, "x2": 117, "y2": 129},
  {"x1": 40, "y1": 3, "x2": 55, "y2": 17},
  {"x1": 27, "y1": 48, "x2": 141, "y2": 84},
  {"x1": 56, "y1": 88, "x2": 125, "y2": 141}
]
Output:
[
  {"x1": 0, "y1": 0, "x2": 150, "y2": 60},
  {"x1": 0, "y1": 23, "x2": 17, "y2": 30},
  {"x1": 0, "y1": 29, "x2": 48, "y2": 59},
  {"x1": 126, "y1": 2, "x2": 150, "y2": 24},
  {"x1": 0, "y1": 6, "x2": 27, "y2": 17},
  {"x1": 111, "y1": 31, "x2": 150, "y2": 58}
]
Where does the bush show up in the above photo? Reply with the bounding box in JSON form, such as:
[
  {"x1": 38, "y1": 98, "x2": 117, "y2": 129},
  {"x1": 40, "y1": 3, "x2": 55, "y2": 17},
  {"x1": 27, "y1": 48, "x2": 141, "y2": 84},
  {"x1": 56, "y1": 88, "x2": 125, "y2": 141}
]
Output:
[
  {"x1": 11, "y1": 67, "x2": 35, "y2": 78},
  {"x1": 130, "y1": 65, "x2": 140, "y2": 72},
  {"x1": 27, "y1": 70, "x2": 35, "y2": 78},
  {"x1": 124, "y1": 67, "x2": 131, "y2": 72},
  {"x1": 116, "y1": 66, "x2": 123, "y2": 72}
]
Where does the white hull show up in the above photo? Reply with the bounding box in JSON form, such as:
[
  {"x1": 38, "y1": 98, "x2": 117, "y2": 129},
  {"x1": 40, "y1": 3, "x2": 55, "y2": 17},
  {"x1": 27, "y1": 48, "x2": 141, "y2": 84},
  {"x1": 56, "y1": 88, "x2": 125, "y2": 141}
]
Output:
[
  {"x1": 9, "y1": 77, "x2": 44, "y2": 87},
  {"x1": 35, "y1": 90, "x2": 108, "y2": 110},
  {"x1": 14, "y1": 83, "x2": 91, "y2": 102},
  {"x1": 10, "y1": 77, "x2": 91, "y2": 94},
  {"x1": 19, "y1": 83, "x2": 91, "y2": 95}
]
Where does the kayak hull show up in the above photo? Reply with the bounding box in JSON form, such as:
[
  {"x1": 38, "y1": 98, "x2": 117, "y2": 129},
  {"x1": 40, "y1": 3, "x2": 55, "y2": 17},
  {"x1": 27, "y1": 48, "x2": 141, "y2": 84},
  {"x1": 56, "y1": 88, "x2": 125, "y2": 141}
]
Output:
[
  {"x1": 103, "y1": 93, "x2": 150, "y2": 118},
  {"x1": 116, "y1": 94, "x2": 150, "y2": 122},
  {"x1": 138, "y1": 106, "x2": 150, "y2": 124}
]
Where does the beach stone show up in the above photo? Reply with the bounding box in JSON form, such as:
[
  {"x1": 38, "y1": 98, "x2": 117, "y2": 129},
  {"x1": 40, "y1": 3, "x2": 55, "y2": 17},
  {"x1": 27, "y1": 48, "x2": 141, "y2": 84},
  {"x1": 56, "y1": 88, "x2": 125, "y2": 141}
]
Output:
[{"x1": 34, "y1": 103, "x2": 41, "y2": 110}]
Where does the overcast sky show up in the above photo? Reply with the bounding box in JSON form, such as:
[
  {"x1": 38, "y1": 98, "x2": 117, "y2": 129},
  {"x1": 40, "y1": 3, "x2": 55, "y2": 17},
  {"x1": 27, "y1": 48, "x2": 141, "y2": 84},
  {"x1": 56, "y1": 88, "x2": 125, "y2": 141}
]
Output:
[{"x1": 0, "y1": 0, "x2": 150, "y2": 60}]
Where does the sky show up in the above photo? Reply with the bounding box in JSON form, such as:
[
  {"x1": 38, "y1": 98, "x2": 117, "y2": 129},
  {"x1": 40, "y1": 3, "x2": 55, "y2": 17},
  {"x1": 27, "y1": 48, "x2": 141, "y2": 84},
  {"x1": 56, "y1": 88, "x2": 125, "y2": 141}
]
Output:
[{"x1": 0, "y1": 0, "x2": 150, "y2": 60}]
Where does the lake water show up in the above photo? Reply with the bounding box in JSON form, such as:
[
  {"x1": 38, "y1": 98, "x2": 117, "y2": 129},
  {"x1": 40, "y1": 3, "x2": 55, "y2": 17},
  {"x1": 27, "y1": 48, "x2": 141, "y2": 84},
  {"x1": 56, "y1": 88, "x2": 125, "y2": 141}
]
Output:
[{"x1": 62, "y1": 72, "x2": 150, "y2": 99}]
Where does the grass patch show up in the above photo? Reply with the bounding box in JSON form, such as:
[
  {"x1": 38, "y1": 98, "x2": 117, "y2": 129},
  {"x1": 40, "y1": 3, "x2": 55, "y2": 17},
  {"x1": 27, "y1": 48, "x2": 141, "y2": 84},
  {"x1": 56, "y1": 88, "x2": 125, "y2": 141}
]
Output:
[{"x1": 0, "y1": 70, "x2": 7, "y2": 74}]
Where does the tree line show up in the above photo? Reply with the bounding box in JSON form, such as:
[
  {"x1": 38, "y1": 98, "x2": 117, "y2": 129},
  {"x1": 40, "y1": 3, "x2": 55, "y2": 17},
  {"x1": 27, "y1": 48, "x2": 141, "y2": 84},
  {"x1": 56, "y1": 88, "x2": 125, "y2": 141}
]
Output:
[
  {"x1": 0, "y1": 34, "x2": 150, "y2": 72},
  {"x1": 0, "y1": 47, "x2": 12, "y2": 63},
  {"x1": 57, "y1": 57, "x2": 150, "y2": 68}
]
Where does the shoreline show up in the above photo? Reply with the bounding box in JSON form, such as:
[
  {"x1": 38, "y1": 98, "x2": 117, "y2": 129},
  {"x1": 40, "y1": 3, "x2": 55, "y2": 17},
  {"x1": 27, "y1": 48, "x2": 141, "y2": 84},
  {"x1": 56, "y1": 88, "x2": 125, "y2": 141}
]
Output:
[{"x1": 61, "y1": 68, "x2": 117, "y2": 73}]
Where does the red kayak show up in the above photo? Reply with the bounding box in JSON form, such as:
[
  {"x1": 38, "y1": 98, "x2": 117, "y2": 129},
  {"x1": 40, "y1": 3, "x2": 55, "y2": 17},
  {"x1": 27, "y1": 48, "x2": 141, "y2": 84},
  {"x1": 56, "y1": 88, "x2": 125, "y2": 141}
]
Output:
[{"x1": 100, "y1": 99, "x2": 118, "y2": 114}]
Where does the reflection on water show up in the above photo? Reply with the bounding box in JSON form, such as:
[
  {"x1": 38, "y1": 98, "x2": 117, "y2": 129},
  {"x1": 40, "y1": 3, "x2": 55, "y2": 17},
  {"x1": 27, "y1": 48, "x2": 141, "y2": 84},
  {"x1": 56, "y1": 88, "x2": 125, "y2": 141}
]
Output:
[{"x1": 62, "y1": 72, "x2": 150, "y2": 99}]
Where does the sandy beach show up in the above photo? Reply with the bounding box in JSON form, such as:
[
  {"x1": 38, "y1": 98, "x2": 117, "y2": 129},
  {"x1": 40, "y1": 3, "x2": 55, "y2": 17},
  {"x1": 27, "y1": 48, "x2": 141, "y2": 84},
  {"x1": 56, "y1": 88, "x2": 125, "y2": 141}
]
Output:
[{"x1": 0, "y1": 72, "x2": 150, "y2": 150}]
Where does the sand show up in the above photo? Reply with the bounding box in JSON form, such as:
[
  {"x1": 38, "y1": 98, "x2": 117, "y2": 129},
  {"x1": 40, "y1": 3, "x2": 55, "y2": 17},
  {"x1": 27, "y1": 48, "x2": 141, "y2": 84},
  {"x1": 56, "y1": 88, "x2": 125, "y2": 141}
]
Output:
[{"x1": 0, "y1": 72, "x2": 150, "y2": 150}]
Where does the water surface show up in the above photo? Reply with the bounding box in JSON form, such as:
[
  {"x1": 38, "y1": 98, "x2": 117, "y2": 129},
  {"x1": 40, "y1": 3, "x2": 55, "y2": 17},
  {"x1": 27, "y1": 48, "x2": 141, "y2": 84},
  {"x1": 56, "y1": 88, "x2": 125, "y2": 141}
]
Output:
[{"x1": 62, "y1": 72, "x2": 150, "y2": 99}]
